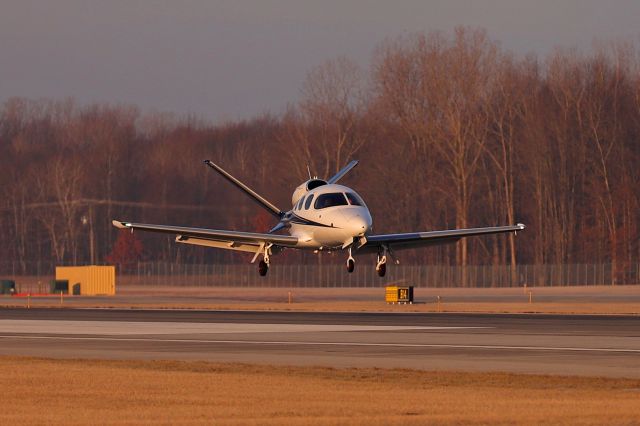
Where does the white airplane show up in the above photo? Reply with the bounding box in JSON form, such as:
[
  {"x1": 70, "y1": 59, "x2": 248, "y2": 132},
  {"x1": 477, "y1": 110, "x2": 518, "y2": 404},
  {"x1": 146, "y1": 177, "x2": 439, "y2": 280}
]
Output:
[{"x1": 113, "y1": 160, "x2": 525, "y2": 276}]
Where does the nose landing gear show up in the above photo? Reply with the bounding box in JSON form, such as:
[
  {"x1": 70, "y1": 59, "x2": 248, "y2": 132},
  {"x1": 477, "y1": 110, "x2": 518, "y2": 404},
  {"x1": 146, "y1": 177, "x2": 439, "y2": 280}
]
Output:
[
  {"x1": 346, "y1": 248, "x2": 355, "y2": 273},
  {"x1": 346, "y1": 258, "x2": 355, "y2": 273}
]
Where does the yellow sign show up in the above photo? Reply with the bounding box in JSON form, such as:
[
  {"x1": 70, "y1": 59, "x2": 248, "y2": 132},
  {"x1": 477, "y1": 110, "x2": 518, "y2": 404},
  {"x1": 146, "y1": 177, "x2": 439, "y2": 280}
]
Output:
[{"x1": 399, "y1": 288, "x2": 408, "y2": 300}]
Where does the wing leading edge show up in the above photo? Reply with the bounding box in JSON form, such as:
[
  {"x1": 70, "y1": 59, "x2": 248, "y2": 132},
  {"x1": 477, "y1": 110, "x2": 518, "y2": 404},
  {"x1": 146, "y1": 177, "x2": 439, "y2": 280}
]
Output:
[
  {"x1": 112, "y1": 220, "x2": 298, "y2": 254},
  {"x1": 358, "y1": 224, "x2": 525, "y2": 254}
]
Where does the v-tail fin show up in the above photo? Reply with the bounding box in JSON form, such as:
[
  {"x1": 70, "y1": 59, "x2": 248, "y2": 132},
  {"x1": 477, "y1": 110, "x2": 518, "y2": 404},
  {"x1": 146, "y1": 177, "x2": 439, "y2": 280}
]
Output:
[
  {"x1": 203, "y1": 160, "x2": 284, "y2": 218},
  {"x1": 327, "y1": 160, "x2": 358, "y2": 184}
]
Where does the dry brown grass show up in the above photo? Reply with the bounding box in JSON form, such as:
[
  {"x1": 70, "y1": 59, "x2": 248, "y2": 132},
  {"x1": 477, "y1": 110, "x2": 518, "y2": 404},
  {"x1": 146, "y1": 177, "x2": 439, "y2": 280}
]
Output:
[
  {"x1": 1, "y1": 356, "x2": 639, "y2": 425},
  {"x1": 3, "y1": 285, "x2": 640, "y2": 314},
  {"x1": 3, "y1": 299, "x2": 640, "y2": 315}
]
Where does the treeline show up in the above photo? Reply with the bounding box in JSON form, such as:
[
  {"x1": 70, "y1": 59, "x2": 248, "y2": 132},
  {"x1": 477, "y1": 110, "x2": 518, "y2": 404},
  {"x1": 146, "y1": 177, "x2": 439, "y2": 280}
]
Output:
[{"x1": 1, "y1": 28, "x2": 639, "y2": 277}]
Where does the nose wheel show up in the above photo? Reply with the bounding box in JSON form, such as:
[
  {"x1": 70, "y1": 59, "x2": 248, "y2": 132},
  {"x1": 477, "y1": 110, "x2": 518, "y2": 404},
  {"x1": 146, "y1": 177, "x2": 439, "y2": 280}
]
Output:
[
  {"x1": 345, "y1": 247, "x2": 355, "y2": 273},
  {"x1": 346, "y1": 258, "x2": 355, "y2": 273}
]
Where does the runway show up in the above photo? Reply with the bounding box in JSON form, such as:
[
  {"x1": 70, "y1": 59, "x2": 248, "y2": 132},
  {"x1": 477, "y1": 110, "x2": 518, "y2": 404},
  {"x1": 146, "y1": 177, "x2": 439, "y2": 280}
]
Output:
[{"x1": 0, "y1": 308, "x2": 638, "y2": 378}]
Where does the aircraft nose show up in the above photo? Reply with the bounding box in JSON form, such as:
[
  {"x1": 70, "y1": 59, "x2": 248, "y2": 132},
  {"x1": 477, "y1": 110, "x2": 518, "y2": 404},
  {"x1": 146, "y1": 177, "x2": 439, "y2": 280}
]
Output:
[{"x1": 349, "y1": 215, "x2": 370, "y2": 236}]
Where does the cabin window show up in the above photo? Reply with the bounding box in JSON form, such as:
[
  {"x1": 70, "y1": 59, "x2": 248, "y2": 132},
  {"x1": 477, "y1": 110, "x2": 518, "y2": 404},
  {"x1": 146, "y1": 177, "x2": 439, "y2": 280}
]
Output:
[
  {"x1": 296, "y1": 197, "x2": 305, "y2": 210},
  {"x1": 314, "y1": 193, "x2": 348, "y2": 209},
  {"x1": 304, "y1": 194, "x2": 314, "y2": 210},
  {"x1": 345, "y1": 192, "x2": 365, "y2": 206}
]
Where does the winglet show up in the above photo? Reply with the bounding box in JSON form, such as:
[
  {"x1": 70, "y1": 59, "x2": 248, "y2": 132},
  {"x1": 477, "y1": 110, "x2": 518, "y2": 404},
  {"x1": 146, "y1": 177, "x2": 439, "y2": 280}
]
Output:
[{"x1": 112, "y1": 220, "x2": 129, "y2": 229}]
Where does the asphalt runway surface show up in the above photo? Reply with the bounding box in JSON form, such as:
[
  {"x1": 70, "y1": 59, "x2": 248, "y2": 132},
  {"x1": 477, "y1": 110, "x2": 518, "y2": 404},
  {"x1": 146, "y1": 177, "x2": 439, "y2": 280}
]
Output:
[{"x1": 0, "y1": 308, "x2": 638, "y2": 378}]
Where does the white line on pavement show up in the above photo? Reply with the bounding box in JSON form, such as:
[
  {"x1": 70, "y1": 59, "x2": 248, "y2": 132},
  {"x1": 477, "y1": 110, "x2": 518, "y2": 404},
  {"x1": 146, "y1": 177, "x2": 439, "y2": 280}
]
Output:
[
  {"x1": 0, "y1": 320, "x2": 491, "y2": 335},
  {"x1": 0, "y1": 334, "x2": 638, "y2": 353}
]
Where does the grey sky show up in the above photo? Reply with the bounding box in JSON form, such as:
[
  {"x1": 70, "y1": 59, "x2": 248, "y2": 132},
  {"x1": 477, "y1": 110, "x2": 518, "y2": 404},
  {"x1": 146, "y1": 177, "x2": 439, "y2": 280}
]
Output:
[{"x1": 1, "y1": 0, "x2": 639, "y2": 122}]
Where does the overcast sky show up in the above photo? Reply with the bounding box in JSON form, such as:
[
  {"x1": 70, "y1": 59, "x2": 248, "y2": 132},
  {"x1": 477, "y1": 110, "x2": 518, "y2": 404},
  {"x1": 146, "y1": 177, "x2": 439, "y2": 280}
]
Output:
[{"x1": 1, "y1": 0, "x2": 639, "y2": 122}]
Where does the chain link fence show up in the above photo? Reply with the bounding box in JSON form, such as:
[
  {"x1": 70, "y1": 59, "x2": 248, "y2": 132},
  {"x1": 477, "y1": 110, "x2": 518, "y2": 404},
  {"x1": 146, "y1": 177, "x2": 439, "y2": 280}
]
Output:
[{"x1": 2, "y1": 261, "x2": 639, "y2": 290}]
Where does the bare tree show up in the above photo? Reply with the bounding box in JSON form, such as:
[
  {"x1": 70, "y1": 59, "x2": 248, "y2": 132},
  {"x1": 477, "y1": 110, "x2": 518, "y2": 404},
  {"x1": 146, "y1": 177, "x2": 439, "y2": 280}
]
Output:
[
  {"x1": 2, "y1": 32, "x2": 640, "y2": 273},
  {"x1": 285, "y1": 56, "x2": 368, "y2": 179},
  {"x1": 374, "y1": 28, "x2": 499, "y2": 282},
  {"x1": 485, "y1": 56, "x2": 537, "y2": 276}
]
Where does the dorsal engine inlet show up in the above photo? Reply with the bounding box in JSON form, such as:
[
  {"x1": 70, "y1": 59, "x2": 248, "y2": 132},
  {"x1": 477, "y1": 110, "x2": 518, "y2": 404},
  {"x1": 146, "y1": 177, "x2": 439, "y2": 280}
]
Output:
[{"x1": 291, "y1": 179, "x2": 327, "y2": 206}]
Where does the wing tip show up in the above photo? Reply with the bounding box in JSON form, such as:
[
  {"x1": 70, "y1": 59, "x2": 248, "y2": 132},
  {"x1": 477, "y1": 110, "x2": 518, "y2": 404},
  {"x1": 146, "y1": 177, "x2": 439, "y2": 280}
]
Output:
[
  {"x1": 517, "y1": 223, "x2": 526, "y2": 230},
  {"x1": 112, "y1": 220, "x2": 129, "y2": 229}
]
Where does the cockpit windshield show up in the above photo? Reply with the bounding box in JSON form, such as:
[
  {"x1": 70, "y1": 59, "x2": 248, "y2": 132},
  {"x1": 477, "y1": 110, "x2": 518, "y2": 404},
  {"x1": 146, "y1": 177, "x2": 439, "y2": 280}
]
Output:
[
  {"x1": 345, "y1": 192, "x2": 365, "y2": 206},
  {"x1": 314, "y1": 193, "x2": 348, "y2": 209}
]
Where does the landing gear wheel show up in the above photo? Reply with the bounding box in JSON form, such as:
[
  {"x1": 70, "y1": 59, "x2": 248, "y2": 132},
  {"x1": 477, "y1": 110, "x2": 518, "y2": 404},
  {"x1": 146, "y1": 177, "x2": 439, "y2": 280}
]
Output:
[
  {"x1": 376, "y1": 263, "x2": 386, "y2": 277},
  {"x1": 346, "y1": 258, "x2": 355, "y2": 273},
  {"x1": 258, "y1": 260, "x2": 269, "y2": 276}
]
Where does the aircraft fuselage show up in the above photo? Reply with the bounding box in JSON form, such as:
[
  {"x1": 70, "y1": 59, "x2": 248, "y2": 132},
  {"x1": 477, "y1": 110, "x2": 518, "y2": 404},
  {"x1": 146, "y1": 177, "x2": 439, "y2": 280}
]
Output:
[{"x1": 282, "y1": 183, "x2": 372, "y2": 249}]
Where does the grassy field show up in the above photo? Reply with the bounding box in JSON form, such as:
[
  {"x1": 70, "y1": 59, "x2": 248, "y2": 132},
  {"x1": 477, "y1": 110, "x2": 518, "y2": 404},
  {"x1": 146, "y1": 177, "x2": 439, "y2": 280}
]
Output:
[{"x1": 1, "y1": 356, "x2": 639, "y2": 425}]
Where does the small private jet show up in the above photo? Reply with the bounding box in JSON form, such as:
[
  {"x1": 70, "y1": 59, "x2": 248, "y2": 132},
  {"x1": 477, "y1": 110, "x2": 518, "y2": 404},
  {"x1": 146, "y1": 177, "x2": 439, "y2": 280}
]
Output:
[{"x1": 113, "y1": 160, "x2": 524, "y2": 276}]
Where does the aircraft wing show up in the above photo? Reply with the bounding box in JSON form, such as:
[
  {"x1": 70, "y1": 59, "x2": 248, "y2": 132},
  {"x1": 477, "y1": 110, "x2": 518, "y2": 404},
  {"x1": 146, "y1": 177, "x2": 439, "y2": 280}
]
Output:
[
  {"x1": 357, "y1": 224, "x2": 525, "y2": 254},
  {"x1": 112, "y1": 220, "x2": 298, "y2": 254}
]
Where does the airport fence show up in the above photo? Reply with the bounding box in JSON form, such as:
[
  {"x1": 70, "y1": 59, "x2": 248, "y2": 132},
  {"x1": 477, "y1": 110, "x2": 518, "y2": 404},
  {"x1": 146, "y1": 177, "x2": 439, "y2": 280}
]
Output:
[{"x1": 1, "y1": 261, "x2": 639, "y2": 290}]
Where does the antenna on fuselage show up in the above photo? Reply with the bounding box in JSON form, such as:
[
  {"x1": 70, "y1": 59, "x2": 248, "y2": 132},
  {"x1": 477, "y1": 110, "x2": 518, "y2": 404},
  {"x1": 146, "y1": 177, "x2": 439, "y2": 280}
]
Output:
[{"x1": 306, "y1": 165, "x2": 312, "y2": 180}]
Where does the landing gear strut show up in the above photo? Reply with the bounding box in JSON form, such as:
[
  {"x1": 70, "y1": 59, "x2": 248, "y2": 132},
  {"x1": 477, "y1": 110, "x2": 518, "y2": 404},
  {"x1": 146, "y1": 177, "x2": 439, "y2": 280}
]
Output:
[
  {"x1": 376, "y1": 247, "x2": 387, "y2": 277},
  {"x1": 257, "y1": 243, "x2": 272, "y2": 276},
  {"x1": 346, "y1": 247, "x2": 355, "y2": 273}
]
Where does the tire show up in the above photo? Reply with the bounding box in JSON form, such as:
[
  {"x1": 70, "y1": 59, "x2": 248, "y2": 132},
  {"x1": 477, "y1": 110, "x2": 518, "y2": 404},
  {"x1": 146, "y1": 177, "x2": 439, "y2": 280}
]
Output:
[
  {"x1": 377, "y1": 263, "x2": 386, "y2": 277},
  {"x1": 258, "y1": 260, "x2": 269, "y2": 276},
  {"x1": 346, "y1": 259, "x2": 355, "y2": 273}
]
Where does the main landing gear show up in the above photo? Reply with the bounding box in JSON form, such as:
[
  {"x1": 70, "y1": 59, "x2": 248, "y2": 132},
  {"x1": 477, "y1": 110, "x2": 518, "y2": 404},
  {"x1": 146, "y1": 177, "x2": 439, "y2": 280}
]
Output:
[
  {"x1": 376, "y1": 247, "x2": 388, "y2": 277},
  {"x1": 256, "y1": 243, "x2": 272, "y2": 276},
  {"x1": 258, "y1": 260, "x2": 269, "y2": 276}
]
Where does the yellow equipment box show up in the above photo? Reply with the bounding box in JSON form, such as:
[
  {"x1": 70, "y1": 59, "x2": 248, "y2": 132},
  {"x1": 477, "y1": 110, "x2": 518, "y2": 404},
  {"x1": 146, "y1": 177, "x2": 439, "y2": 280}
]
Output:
[
  {"x1": 55, "y1": 266, "x2": 116, "y2": 296},
  {"x1": 385, "y1": 285, "x2": 414, "y2": 304},
  {"x1": 385, "y1": 286, "x2": 399, "y2": 303}
]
